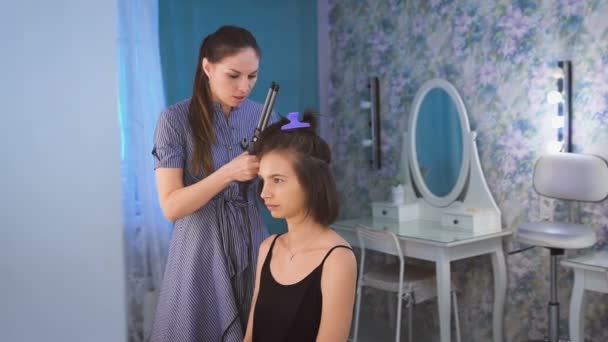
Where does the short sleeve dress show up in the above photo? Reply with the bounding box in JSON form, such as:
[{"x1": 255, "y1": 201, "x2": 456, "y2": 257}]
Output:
[{"x1": 150, "y1": 98, "x2": 273, "y2": 342}]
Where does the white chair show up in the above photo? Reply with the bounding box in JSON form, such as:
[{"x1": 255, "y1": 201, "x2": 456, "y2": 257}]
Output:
[
  {"x1": 517, "y1": 153, "x2": 608, "y2": 342},
  {"x1": 352, "y1": 226, "x2": 461, "y2": 342}
]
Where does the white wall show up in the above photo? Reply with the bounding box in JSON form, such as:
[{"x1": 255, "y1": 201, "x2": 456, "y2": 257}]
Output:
[{"x1": 0, "y1": 1, "x2": 127, "y2": 341}]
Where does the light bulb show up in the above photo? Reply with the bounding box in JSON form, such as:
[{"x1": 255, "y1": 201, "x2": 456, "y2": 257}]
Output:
[
  {"x1": 552, "y1": 116, "x2": 564, "y2": 128},
  {"x1": 545, "y1": 141, "x2": 563, "y2": 153},
  {"x1": 549, "y1": 67, "x2": 565, "y2": 79},
  {"x1": 360, "y1": 101, "x2": 371, "y2": 109},
  {"x1": 547, "y1": 90, "x2": 563, "y2": 104}
]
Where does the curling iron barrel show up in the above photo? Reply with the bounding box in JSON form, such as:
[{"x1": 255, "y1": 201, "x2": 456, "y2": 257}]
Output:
[{"x1": 240, "y1": 81, "x2": 280, "y2": 152}]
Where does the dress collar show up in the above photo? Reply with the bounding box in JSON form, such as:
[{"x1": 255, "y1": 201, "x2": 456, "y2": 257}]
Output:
[{"x1": 212, "y1": 101, "x2": 242, "y2": 115}]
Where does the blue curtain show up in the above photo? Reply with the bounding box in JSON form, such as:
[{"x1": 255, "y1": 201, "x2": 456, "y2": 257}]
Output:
[
  {"x1": 158, "y1": 0, "x2": 319, "y2": 115},
  {"x1": 118, "y1": 0, "x2": 172, "y2": 341}
]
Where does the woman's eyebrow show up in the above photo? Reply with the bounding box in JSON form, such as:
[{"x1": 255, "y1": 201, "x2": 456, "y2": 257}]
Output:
[
  {"x1": 260, "y1": 173, "x2": 287, "y2": 178},
  {"x1": 227, "y1": 68, "x2": 258, "y2": 74}
]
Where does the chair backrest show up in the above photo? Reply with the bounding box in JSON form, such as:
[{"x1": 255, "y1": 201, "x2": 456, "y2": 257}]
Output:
[
  {"x1": 534, "y1": 153, "x2": 608, "y2": 202},
  {"x1": 356, "y1": 226, "x2": 403, "y2": 258}
]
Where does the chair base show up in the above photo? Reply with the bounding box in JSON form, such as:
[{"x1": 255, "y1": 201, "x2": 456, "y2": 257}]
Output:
[{"x1": 521, "y1": 248, "x2": 571, "y2": 342}]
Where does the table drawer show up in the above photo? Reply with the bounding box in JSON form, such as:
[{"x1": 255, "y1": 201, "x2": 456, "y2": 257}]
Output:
[
  {"x1": 372, "y1": 202, "x2": 420, "y2": 221},
  {"x1": 441, "y1": 213, "x2": 474, "y2": 229}
]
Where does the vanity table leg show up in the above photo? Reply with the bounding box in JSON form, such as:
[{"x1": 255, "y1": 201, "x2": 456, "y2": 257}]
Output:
[
  {"x1": 437, "y1": 255, "x2": 452, "y2": 342},
  {"x1": 569, "y1": 270, "x2": 585, "y2": 342},
  {"x1": 491, "y1": 247, "x2": 507, "y2": 342}
]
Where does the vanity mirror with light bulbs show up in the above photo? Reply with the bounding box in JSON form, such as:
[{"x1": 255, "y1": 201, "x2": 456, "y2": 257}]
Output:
[{"x1": 374, "y1": 78, "x2": 502, "y2": 234}]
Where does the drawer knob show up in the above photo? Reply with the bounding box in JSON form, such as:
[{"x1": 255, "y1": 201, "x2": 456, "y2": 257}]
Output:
[
  {"x1": 382, "y1": 210, "x2": 387, "y2": 215},
  {"x1": 453, "y1": 219, "x2": 459, "y2": 225}
]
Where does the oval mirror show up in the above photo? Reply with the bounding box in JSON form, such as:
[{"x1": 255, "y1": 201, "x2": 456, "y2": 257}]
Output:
[{"x1": 408, "y1": 79, "x2": 471, "y2": 207}]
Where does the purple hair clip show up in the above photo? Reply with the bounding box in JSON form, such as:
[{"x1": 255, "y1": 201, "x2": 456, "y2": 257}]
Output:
[{"x1": 281, "y1": 112, "x2": 310, "y2": 130}]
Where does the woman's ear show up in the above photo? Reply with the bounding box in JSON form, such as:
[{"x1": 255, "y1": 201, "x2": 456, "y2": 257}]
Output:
[{"x1": 202, "y1": 58, "x2": 212, "y2": 78}]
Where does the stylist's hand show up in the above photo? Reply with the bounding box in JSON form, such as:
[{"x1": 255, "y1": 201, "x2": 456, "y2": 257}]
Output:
[{"x1": 222, "y1": 152, "x2": 260, "y2": 182}]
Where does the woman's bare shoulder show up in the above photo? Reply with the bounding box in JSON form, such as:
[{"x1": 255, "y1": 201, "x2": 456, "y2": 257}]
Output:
[
  {"x1": 321, "y1": 238, "x2": 357, "y2": 283},
  {"x1": 324, "y1": 228, "x2": 352, "y2": 249},
  {"x1": 258, "y1": 234, "x2": 279, "y2": 260},
  {"x1": 319, "y1": 229, "x2": 355, "y2": 270}
]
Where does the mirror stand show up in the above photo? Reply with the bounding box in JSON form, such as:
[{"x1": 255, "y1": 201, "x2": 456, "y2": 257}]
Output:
[{"x1": 399, "y1": 129, "x2": 501, "y2": 232}]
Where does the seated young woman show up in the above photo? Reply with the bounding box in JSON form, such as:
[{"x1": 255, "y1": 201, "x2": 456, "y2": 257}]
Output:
[{"x1": 243, "y1": 112, "x2": 357, "y2": 342}]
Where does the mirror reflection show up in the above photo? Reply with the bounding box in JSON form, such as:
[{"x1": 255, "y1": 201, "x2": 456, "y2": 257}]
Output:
[{"x1": 415, "y1": 88, "x2": 463, "y2": 197}]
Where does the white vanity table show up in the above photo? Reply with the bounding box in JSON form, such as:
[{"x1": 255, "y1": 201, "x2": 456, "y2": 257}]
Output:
[
  {"x1": 332, "y1": 218, "x2": 510, "y2": 342},
  {"x1": 561, "y1": 251, "x2": 608, "y2": 342},
  {"x1": 335, "y1": 79, "x2": 511, "y2": 342}
]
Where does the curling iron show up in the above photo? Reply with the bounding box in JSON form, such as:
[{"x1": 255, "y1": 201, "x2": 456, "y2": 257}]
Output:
[
  {"x1": 238, "y1": 81, "x2": 279, "y2": 201},
  {"x1": 240, "y1": 81, "x2": 280, "y2": 152}
]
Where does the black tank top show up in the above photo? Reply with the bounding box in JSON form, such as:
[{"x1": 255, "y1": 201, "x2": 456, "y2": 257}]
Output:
[{"x1": 252, "y1": 234, "x2": 353, "y2": 342}]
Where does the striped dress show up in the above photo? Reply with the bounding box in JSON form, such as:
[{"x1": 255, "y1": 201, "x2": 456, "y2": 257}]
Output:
[{"x1": 150, "y1": 99, "x2": 271, "y2": 342}]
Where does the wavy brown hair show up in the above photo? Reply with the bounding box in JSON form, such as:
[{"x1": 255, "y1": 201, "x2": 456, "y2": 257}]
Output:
[
  {"x1": 252, "y1": 112, "x2": 339, "y2": 225},
  {"x1": 189, "y1": 25, "x2": 260, "y2": 177}
]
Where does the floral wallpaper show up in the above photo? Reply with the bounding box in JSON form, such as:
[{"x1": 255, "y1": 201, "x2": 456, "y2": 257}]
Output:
[{"x1": 327, "y1": 0, "x2": 608, "y2": 341}]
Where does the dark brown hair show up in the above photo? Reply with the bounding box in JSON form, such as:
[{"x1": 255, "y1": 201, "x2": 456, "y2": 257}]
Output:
[
  {"x1": 189, "y1": 25, "x2": 261, "y2": 177},
  {"x1": 252, "y1": 112, "x2": 339, "y2": 225}
]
